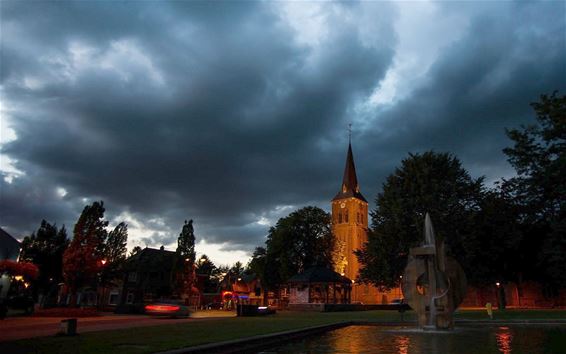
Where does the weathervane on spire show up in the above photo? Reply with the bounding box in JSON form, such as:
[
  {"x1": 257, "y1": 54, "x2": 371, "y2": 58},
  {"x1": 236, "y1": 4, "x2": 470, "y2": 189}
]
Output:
[{"x1": 348, "y1": 123, "x2": 352, "y2": 143}]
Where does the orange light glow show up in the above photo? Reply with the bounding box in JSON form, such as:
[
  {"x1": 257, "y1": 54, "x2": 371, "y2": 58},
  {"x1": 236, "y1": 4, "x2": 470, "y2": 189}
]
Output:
[
  {"x1": 496, "y1": 327, "x2": 513, "y2": 354},
  {"x1": 396, "y1": 335, "x2": 410, "y2": 354},
  {"x1": 145, "y1": 305, "x2": 180, "y2": 312}
]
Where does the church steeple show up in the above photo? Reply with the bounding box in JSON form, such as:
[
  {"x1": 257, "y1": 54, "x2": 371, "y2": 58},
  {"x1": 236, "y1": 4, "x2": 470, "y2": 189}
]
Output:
[{"x1": 332, "y1": 142, "x2": 367, "y2": 202}]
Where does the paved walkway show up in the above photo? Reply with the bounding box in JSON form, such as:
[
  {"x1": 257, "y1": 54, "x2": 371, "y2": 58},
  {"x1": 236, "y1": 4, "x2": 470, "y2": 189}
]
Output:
[{"x1": 0, "y1": 310, "x2": 236, "y2": 342}]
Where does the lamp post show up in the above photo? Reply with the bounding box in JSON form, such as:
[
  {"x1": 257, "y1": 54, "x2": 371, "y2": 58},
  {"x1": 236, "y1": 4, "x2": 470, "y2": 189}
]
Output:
[{"x1": 97, "y1": 259, "x2": 107, "y2": 310}]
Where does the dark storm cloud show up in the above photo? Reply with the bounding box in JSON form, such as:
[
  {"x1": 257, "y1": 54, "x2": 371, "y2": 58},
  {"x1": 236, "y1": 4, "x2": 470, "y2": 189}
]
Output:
[
  {"x1": 1, "y1": 1, "x2": 395, "y2": 251},
  {"x1": 355, "y1": 0, "x2": 566, "y2": 200},
  {"x1": 1, "y1": 1, "x2": 564, "y2": 259}
]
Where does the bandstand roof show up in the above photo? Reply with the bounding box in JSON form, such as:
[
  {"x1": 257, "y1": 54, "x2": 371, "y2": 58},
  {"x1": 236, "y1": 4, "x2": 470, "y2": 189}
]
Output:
[{"x1": 288, "y1": 266, "x2": 352, "y2": 284}]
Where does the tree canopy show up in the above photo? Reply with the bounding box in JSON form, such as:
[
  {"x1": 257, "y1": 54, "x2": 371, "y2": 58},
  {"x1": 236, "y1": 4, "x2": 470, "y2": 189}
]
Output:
[
  {"x1": 63, "y1": 201, "x2": 108, "y2": 305},
  {"x1": 100, "y1": 222, "x2": 128, "y2": 285},
  {"x1": 177, "y1": 220, "x2": 196, "y2": 264},
  {"x1": 175, "y1": 219, "x2": 197, "y2": 297},
  {"x1": 260, "y1": 206, "x2": 335, "y2": 290},
  {"x1": 20, "y1": 220, "x2": 69, "y2": 298},
  {"x1": 356, "y1": 152, "x2": 484, "y2": 289},
  {"x1": 503, "y1": 92, "x2": 565, "y2": 290},
  {"x1": 196, "y1": 254, "x2": 221, "y2": 293}
]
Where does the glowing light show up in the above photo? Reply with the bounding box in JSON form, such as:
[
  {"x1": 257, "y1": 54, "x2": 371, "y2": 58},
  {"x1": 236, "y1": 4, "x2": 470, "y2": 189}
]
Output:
[
  {"x1": 396, "y1": 335, "x2": 410, "y2": 354},
  {"x1": 496, "y1": 282, "x2": 500, "y2": 287},
  {"x1": 101, "y1": 259, "x2": 107, "y2": 265},
  {"x1": 145, "y1": 305, "x2": 180, "y2": 312},
  {"x1": 56, "y1": 187, "x2": 68, "y2": 198},
  {"x1": 14, "y1": 275, "x2": 23, "y2": 281},
  {"x1": 496, "y1": 327, "x2": 513, "y2": 354}
]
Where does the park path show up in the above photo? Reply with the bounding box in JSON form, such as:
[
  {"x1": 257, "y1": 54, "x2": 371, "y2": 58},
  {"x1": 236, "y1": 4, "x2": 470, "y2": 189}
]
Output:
[{"x1": 0, "y1": 310, "x2": 235, "y2": 342}]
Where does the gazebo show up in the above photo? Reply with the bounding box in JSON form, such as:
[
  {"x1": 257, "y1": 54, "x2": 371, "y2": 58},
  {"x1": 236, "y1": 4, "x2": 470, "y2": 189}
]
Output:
[{"x1": 288, "y1": 266, "x2": 352, "y2": 304}]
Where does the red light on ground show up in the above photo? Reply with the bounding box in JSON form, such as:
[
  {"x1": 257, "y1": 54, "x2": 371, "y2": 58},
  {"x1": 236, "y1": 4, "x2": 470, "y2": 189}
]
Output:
[{"x1": 145, "y1": 305, "x2": 180, "y2": 312}]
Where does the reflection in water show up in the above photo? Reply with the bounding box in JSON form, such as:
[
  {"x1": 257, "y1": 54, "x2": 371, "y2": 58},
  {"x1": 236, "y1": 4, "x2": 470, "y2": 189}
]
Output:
[
  {"x1": 496, "y1": 326, "x2": 513, "y2": 354},
  {"x1": 328, "y1": 326, "x2": 367, "y2": 353},
  {"x1": 395, "y1": 335, "x2": 409, "y2": 354},
  {"x1": 265, "y1": 325, "x2": 566, "y2": 354}
]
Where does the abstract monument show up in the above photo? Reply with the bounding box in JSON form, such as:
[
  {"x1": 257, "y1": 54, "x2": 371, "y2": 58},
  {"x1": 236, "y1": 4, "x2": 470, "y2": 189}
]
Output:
[{"x1": 401, "y1": 213, "x2": 467, "y2": 330}]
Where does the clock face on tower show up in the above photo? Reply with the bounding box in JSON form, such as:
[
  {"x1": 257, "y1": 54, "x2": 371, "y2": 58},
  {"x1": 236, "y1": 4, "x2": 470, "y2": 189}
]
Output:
[{"x1": 340, "y1": 203, "x2": 346, "y2": 209}]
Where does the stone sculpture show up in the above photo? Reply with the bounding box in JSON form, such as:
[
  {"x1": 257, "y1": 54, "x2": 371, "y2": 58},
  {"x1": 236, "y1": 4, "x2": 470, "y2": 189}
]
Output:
[{"x1": 401, "y1": 213, "x2": 467, "y2": 330}]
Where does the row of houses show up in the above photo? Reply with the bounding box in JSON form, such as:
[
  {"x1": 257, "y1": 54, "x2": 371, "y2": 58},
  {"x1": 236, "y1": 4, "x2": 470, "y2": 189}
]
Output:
[
  {"x1": 101, "y1": 247, "x2": 356, "y2": 312},
  {"x1": 3, "y1": 226, "x2": 564, "y2": 311}
]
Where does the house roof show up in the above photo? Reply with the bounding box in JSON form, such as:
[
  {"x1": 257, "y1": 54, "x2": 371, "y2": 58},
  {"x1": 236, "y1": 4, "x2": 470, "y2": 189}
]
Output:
[
  {"x1": 288, "y1": 266, "x2": 352, "y2": 284},
  {"x1": 332, "y1": 143, "x2": 367, "y2": 202},
  {"x1": 126, "y1": 247, "x2": 178, "y2": 271},
  {"x1": 0, "y1": 227, "x2": 21, "y2": 260}
]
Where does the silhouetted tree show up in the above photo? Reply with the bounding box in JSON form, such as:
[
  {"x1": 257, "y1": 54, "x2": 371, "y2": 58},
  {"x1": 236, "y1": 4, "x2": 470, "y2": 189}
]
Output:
[
  {"x1": 100, "y1": 222, "x2": 128, "y2": 287},
  {"x1": 196, "y1": 254, "x2": 219, "y2": 293},
  {"x1": 261, "y1": 206, "x2": 334, "y2": 291},
  {"x1": 20, "y1": 220, "x2": 69, "y2": 302},
  {"x1": 230, "y1": 261, "x2": 245, "y2": 277},
  {"x1": 356, "y1": 152, "x2": 484, "y2": 289},
  {"x1": 503, "y1": 92, "x2": 566, "y2": 291},
  {"x1": 176, "y1": 220, "x2": 196, "y2": 299},
  {"x1": 129, "y1": 246, "x2": 142, "y2": 257}
]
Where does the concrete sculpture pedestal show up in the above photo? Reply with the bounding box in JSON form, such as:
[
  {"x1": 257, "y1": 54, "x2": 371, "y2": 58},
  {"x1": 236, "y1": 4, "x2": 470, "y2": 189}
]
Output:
[{"x1": 401, "y1": 213, "x2": 467, "y2": 330}]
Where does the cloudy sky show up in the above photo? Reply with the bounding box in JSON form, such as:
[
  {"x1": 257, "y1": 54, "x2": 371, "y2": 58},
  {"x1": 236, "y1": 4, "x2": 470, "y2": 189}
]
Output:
[{"x1": 1, "y1": 1, "x2": 564, "y2": 265}]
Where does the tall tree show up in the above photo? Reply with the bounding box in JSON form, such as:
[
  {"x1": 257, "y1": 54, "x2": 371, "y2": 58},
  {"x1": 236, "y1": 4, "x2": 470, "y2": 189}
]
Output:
[
  {"x1": 62, "y1": 201, "x2": 108, "y2": 306},
  {"x1": 177, "y1": 220, "x2": 196, "y2": 264},
  {"x1": 100, "y1": 222, "x2": 128, "y2": 286},
  {"x1": 176, "y1": 220, "x2": 197, "y2": 298},
  {"x1": 230, "y1": 261, "x2": 245, "y2": 277},
  {"x1": 356, "y1": 152, "x2": 484, "y2": 289},
  {"x1": 261, "y1": 206, "x2": 335, "y2": 290},
  {"x1": 19, "y1": 220, "x2": 69, "y2": 301},
  {"x1": 129, "y1": 246, "x2": 142, "y2": 257},
  {"x1": 470, "y1": 187, "x2": 523, "y2": 286},
  {"x1": 503, "y1": 92, "x2": 566, "y2": 290},
  {"x1": 196, "y1": 254, "x2": 220, "y2": 293},
  {"x1": 247, "y1": 247, "x2": 267, "y2": 278}
]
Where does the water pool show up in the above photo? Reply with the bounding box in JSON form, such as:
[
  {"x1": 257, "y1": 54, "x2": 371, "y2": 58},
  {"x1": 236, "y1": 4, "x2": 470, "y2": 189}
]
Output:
[{"x1": 261, "y1": 324, "x2": 565, "y2": 353}]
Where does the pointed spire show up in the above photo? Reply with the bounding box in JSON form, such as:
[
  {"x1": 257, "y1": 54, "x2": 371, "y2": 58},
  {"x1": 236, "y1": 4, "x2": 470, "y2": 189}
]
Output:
[{"x1": 333, "y1": 141, "x2": 367, "y2": 202}]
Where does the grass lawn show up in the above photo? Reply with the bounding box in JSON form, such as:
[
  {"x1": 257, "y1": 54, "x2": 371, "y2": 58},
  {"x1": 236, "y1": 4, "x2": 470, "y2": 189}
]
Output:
[{"x1": 4, "y1": 309, "x2": 565, "y2": 354}]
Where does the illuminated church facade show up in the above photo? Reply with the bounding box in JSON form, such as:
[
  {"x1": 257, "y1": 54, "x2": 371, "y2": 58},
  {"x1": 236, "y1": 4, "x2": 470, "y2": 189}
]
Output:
[{"x1": 331, "y1": 142, "x2": 401, "y2": 304}]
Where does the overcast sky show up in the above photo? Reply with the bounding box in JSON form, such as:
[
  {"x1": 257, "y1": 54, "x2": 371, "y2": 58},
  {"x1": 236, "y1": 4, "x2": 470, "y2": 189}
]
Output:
[{"x1": 1, "y1": 1, "x2": 564, "y2": 266}]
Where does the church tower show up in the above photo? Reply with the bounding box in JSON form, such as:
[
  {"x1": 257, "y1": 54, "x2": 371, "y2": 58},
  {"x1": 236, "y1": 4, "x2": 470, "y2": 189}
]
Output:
[{"x1": 331, "y1": 142, "x2": 369, "y2": 299}]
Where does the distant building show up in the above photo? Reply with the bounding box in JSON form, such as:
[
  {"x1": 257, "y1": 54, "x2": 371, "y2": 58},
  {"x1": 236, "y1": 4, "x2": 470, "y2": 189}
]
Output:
[
  {"x1": 219, "y1": 272, "x2": 264, "y2": 308},
  {"x1": 0, "y1": 227, "x2": 21, "y2": 300}
]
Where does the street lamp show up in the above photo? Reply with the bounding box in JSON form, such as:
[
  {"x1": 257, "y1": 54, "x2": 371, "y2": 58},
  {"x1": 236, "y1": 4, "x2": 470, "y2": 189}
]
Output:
[{"x1": 98, "y1": 259, "x2": 107, "y2": 309}]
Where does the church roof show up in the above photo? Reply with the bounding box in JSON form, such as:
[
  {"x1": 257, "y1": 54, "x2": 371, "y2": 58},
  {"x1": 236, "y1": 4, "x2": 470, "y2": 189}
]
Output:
[{"x1": 332, "y1": 143, "x2": 367, "y2": 202}]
